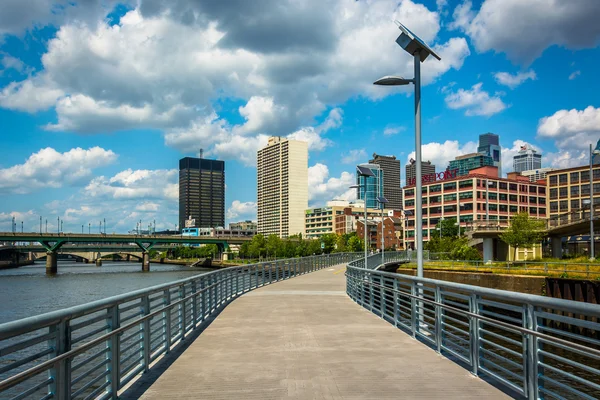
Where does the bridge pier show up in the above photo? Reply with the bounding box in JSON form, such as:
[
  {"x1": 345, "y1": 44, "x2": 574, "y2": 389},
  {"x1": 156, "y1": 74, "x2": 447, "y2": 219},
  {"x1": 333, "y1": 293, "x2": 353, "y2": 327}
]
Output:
[
  {"x1": 46, "y1": 252, "x2": 57, "y2": 274},
  {"x1": 551, "y1": 236, "x2": 562, "y2": 259},
  {"x1": 142, "y1": 252, "x2": 150, "y2": 272},
  {"x1": 95, "y1": 259, "x2": 103, "y2": 267},
  {"x1": 483, "y1": 238, "x2": 493, "y2": 263}
]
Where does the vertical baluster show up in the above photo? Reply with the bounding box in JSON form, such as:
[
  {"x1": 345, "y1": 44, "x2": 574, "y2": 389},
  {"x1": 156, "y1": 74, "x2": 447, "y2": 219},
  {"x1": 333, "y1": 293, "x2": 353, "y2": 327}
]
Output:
[
  {"x1": 525, "y1": 304, "x2": 539, "y2": 400},
  {"x1": 469, "y1": 293, "x2": 480, "y2": 376},
  {"x1": 411, "y1": 281, "x2": 417, "y2": 338},
  {"x1": 142, "y1": 295, "x2": 151, "y2": 372},
  {"x1": 191, "y1": 280, "x2": 198, "y2": 326},
  {"x1": 200, "y1": 278, "x2": 206, "y2": 322},
  {"x1": 164, "y1": 289, "x2": 171, "y2": 353},
  {"x1": 435, "y1": 286, "x2": 442, "y2": 354},
  {"x1": 180, "y1": 285, "x2": 186, "y2": 340},
  {"x1": 393, "y1": 279, "x2": 399, "y2": 328},
  {"x1": 106, "y1": 307, "x2": 118, "y2": 398}
]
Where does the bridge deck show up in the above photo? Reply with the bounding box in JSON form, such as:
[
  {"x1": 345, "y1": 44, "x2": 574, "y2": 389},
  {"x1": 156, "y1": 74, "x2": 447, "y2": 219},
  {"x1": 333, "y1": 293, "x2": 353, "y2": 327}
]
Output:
[{"x1": 125, "y1": 265, "x2": 509, "y2": 399}]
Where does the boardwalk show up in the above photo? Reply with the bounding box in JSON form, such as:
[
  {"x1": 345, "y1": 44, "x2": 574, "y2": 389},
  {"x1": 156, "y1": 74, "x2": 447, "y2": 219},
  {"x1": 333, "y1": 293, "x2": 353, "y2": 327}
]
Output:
[{"x1": 126, "y1": 264, "x2": 509, "y2": 399}]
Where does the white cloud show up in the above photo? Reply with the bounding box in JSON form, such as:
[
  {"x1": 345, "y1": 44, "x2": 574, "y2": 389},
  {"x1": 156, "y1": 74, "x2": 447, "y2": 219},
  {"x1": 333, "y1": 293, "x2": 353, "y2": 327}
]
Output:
[
  {"x1": 0, "y1": 147, "x2": 117, "y2": 194},
  {"x1": 135, "y1": 202, "x2": 160, "y2": 212},
  {"x1": 341, "y1": 149, "x2": 367, "y2": 165},
  {"x1": 383, "y1": 125, "x2": 406, "y2": 136},
  {"x1": 445, "y1": 82, "x2": 507, "y2": 116},
  {"x1": 406, "y1": 140, "x2": 478, "y2": 176},
  {"x1": 494, "y1": 70, "x2": 536, "y2": 89},
  {"x1": 226, "y1": 200, "x2": 257, "y2": 222},
  {"x1": 0, "y1": 53, "x2": 30, "y2": 73},
  {"x1": 536, "y1": 106, "x2": 600, "y2": 167},
  {"x1": 569, "y1": 70, "x2": 581, "y2": 80},
  {"x1": 0, "y1": 78, "x2": 64, "y2": 113},
  {"x1": 287, "y1": 108, "x2": 342, "y2": 151},
  {"x1": 85, "y1": 168, "x2": 178, "y2": 201},
  {"x1": 308, "y1": 163, "x2": 355, "y2": 206},
  {"x1": 451, "y1": 0, "x2": 600, "y2": 64},
  {"x1": 212, "y1": 134, "x2": 270, "y2": 166}
]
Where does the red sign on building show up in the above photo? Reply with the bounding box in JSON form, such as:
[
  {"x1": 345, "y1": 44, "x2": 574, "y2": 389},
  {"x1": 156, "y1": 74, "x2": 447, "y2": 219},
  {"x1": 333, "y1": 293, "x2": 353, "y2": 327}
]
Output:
[{"x1": 407, "y1": 168, "x2": 459, "y2": 186}]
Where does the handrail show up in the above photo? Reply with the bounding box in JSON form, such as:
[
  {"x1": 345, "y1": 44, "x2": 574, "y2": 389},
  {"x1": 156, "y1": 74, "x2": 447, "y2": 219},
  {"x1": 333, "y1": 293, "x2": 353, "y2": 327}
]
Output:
[
  {"x1": 346, "y1": 253, "x2": 600, "y2": 400},
  {"x1": 0, "y1": 252, "x2": 361, "y2": 399}
]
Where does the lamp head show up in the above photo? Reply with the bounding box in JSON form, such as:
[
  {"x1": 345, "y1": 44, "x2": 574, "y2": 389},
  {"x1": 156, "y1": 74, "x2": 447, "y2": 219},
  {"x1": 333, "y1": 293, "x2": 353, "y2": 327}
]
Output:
[{"x1": 373, "y1": 76, "x2": 412, "y2": 86}]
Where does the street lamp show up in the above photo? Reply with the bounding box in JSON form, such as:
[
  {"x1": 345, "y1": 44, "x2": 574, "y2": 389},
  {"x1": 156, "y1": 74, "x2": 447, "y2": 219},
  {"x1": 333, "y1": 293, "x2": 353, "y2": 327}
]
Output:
[
  {"x1": 374, "y1": 21, "x2": 441, "y2": 279},
  {"x1": 377, "y1": 196, "x2": 389, "y2": 266},
  {"x1": 351, "y1": 165, "x2": 376, "y2": 268},
  {"x1": 88, "y1": 222, "x2": 91, "y2": 234}
]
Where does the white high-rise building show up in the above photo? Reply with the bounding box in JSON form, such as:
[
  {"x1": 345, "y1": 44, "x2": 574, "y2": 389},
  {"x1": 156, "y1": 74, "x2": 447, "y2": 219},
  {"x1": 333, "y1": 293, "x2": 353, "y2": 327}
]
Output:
[
  {"x1": 257, "y1": 137, "x2": 308, "y2": 237},
  {"x1": 513, "y1": 145, "x2": 542, "y2": 173},
  {"x1": 521, "y1": 167, "x2": 554, "y2": 182}
]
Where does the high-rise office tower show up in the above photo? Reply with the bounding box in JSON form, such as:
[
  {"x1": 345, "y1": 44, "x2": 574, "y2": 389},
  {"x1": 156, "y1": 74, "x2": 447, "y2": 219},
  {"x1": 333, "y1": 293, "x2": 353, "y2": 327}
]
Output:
[
  {"x1": 478, "y1": 133, "x2": 502, "y2": 176},
  {"x1": 356, "y1": 163, "x2": 383, "y2": 209},
  {"x1": 449, "y1": 153, "x2": 494, "y2": 176},
  {"x1": 179, "y1": 157, "x2": 225, "y2": 230},
  {"x1": 513, "y1": 145, "x2": 542, "y2": 173},
  {"x1": 257, "y1": 137, "x2": 308, "y2": 238},
  {"x1": 369, "y1": 153, "x2": 402, "y2": 210},
  {"x1": 594, "y1": 139, "x2": 600, "y2": 165},
  {"x1": 405, "y1": 160, "x2": 435, "y2": 185}
]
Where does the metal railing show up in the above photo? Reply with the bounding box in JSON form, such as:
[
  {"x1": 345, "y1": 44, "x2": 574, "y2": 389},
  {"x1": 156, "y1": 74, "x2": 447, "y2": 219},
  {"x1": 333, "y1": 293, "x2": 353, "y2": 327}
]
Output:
[
  {"x1": 346, "y1": 254, "x2": 600, "y2": 399},
  {"x1": 0, "y1": 253, "x2": 359, "y2": 399}
]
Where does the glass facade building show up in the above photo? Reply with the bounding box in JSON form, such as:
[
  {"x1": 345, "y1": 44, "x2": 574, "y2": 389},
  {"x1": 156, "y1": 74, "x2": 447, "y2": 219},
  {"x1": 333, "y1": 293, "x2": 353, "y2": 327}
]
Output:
[
  {"x1": 478, "y1": 133, "x2": 502, "y2": 176},
  {"x1": 513, "y1": 146, "x2": 542, "y2": 173},
  {"x1": 449, "y1": 153, "x2": 494, "y2": 176},
  {"x1": 179, "y1": 157, "x2": 225, "y2": 230},
  {"x1": 369, "y1": 153, "x2": 402, "y2": 210},
  {"x1": 357, "y1": 163, "x2": 383, "y2": 209}
]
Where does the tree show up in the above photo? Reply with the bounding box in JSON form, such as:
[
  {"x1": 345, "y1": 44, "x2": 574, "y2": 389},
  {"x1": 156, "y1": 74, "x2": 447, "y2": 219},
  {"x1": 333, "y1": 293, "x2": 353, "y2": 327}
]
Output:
[
  {"x1": 266, "y1": 235, "x2": 281, "y2": 258},
  {"x1": 321, "y1": 233, "x2": 337, "y2": 254},
  {"x1": 347, "y1": 234, "x2": 364, "y2": 252},
  {"x1": 435, "y1": 217, "x2": 464, "y2": 238},
  {"x1": 500, "y1": 212, "x2": 547, "y2": 261},
  {"x1": 248, "y1": 234, "x2": 266, "y2": 259}
]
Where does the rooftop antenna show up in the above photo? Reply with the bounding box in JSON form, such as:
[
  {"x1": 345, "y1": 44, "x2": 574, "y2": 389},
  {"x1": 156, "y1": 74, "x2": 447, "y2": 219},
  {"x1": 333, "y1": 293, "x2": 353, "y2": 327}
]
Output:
[{"x1": 199, "y1": 148, "x2": 203, "y2": 159}]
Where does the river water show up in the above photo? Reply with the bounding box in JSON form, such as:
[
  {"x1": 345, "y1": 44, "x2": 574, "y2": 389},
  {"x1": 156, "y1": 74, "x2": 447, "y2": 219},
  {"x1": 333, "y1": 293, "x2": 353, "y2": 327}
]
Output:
[{"x1": 0, "y1": 261, "x2": 211, "y2": 324}]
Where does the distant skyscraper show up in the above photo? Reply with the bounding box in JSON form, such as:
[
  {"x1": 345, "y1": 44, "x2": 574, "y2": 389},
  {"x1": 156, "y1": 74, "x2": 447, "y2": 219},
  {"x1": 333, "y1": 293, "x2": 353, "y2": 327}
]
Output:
[
  {"x1": 521, "y1": 167, "x2": 554, "y2": 182},
  {"x1": 594, "y1": 139, "x2": 600, "y2": 165},
  {"x1": 369, "y1": 153, "x2": 402, "y2": 210},
  {"x1": 179, "y1": 157, "x2": 225, "y2": 230},
  {"x1": 449, "y1": 153, "x2": 494, "y2": 176},
  {"x1": 257, "y1": 137, "x2": 308, "y2": 238},
  {"x1": 478, "y1": 133, "x2": 502, "y2": 176},
  {"x1": 405, "y1": 160, "x2": 435, "y2": 185},
  {"x1": 356, "y1": 163, "x2": 383, "y2": 209},
  {"x1": 513, "y1": 145, "x2": 542, "y2": 173}
]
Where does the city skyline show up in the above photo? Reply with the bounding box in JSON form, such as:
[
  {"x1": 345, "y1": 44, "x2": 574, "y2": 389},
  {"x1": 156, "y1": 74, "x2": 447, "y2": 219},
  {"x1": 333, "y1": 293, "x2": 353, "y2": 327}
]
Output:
[{"x1": 2, "y1": 1, "x2": 600, "y2": 233}]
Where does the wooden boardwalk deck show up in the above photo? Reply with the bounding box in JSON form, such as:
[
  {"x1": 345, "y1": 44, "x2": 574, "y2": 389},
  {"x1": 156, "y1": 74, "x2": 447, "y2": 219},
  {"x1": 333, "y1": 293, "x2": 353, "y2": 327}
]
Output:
[{"x1": 124, "y1": 264, "x2": 510, "y2": 399}]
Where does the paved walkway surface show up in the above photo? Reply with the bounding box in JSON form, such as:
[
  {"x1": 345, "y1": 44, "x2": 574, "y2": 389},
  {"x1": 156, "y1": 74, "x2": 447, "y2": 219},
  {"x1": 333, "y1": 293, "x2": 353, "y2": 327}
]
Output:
[{"x1": 131, "y1": 265, "x2": 510, "y2": 399}]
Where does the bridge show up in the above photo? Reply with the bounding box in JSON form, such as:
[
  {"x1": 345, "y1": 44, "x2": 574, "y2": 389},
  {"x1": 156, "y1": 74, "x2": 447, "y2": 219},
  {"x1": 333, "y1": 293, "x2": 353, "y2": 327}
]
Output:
[
  {"x1": 0, "y1": 232, "x2": 252, "y2": 273},
  {"x1": 0, "y1": 253, "x2": 598, "y2": 399}
]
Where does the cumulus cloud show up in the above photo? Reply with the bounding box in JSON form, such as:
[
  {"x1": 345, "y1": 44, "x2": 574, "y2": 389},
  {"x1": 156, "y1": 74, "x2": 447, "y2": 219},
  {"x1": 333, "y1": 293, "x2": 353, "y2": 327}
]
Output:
[
  {"x1": 451, "y1": 0, "x2": 600, "y2": 64},
  {"x1": 0, "y1": 147, "x2": 117, "y2": 194},
  {"x1": 444, "y1": 82, "x2": 507, "y2": 116},
  {"x1": 569, "y1": 71, "x2": 581, "y2": 80},
  {"x1": 0, "y1": 0, "x2": 470, "y2": 159},
  {"x1": 494, "y1": 70, "x2": 536, "y2": 89},
  {"x1": 287, "y1": 108, "x2": 342, "y2": 151},
  {"x1": 341, "y1": 149, "x2": 367, "y2": 165},
  {"x1": 85, "y1": 168, "x2": 178, "y2": 201},
  {"x1": 308, "y1": 163, "x2": 355, "y2": 206},
  {"x1": 406, "y1": 140, "x2": 478, "y2": 177},
  {"x1": 226, "y1": 200, "x2": 257, "y2": 222}
]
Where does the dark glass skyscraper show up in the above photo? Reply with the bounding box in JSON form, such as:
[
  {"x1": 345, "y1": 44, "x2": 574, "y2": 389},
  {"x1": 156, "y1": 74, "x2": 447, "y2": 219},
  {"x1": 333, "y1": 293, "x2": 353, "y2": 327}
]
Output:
[
  {"x1": 179, "y1": 157, "x2": 225, "y2": 230},
  {"x1": 478, "y1": 133, "x2": 502, "y2": 176},
  {"x1": 369, "y1": 153, "x2": 402, "y2": 210}
]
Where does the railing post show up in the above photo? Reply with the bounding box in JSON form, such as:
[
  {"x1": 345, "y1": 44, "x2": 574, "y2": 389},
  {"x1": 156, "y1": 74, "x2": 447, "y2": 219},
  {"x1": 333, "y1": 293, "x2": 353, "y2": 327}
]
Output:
[
  {"x1": 276, "y1": 261, "x2": 280, "y2": 281},
  {"x1": 526, "y1": 304, "x2": 539, "y2": 400},
  {"x1": 164, "y1": 289, "x2": 171, "y2": 353},
  {"x1": 48, "y1": 319, "x2": 71, "y2": 399},
  {"x1": 379, "y1": 275, "x2": 385, "y2": 317},
  {"x1": 191, "y1": 280, "x2": 198, "y2": 326},
  {"x1": 435, "y1": 286, "x2": 442, "y2": 354},
  {"x1": 411, "y1": 281, "x2": 417, "y2": 338},
  {"x1": 369, "y1": 272, "x2": 375, "y2": 312},
  {"x1": 469, "y1": 293, "x2": 480, "y2": 376},
  {"x1": 393, "y1": 278, "x2": 399, "y2": 328},
  {"x1": 180, "y1": 284, "x2": 186, "y2": 340},
  {"x1": 200, "y1": 279, "x2": 206, "y2": 323},
  {"x1": 106, "y1": 307, "x2": 118, "y2": 399},
  {"x1": 142, "y1": 295, "x2": 151, "y2": 372}
]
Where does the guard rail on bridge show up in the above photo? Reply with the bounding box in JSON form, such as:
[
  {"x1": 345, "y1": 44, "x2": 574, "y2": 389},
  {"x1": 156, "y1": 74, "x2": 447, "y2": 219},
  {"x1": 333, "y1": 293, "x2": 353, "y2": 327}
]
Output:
[
  {"x1": 346, "y1": 254, "x2": 600, "y2": 399},
  {"x1": 0, "y1": 253, "x2": 360, "y2": 399}
]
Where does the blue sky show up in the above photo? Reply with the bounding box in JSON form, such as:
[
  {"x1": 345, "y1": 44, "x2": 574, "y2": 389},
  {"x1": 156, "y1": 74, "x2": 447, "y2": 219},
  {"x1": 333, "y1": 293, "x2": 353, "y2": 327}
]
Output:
[{"x1": 1, "y1": 0, "x2": 600, "y2": 233}]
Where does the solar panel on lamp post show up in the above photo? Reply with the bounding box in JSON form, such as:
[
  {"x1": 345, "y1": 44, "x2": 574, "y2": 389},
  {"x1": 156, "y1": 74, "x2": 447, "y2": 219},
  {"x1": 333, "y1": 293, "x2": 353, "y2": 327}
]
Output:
[
  {"x1": 374, "y1": 21, "x2": 441, "y2": 280},
  {"x1": 377, "y1": 196, "x2": 389, "y2": 266}
]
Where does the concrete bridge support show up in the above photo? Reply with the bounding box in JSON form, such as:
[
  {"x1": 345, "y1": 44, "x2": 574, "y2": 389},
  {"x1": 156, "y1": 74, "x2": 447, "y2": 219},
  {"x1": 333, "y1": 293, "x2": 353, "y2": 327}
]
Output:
[
  {"x1": 483, "y1": 238, "x2": 493, "y2": 263},
  {"x1": 95, "y1": 259, "x2": 103, "y2": 267},
  {"x1": 551, "y1": 236, "x2": 562, "y2": 259},
  {"x1": 46, "y1": 252, "x2": 57, "y2": 274},
  {"x1": 142, "y1": 252, "x2": 150, "y2": 272}
]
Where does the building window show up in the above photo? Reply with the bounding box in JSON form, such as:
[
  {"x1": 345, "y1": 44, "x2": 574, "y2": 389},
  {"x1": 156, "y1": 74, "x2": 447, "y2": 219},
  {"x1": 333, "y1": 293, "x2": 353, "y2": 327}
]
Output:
[
  {"x1": 581, "y1": 170, "x2": 590, "y2": 182},
  {"x1": 405, "y1": 189, "x2": 415, "y2": 197},
  {"x1": 430, "y1": 196, "x2": 441, "y2": 203},
  {"x1": 559, "y1": 200, "x2": 568, "y2": 211},
  {"x1": 430, "y1": 206, "x2": 442, "y2": 214},
  {"x1": 539, "y1": 187, "x2": 546, "y2": 195},
  {"x1": 550, "y1": 202, "x2": 558, "y2": 212},
  {"x1": 509, "y1": 194, "x2": 518, "y2": 202},
  {"x1": 499, "y1": 204, "x2": 508, "y2": 212},
  {"x1": 499, "y1": 182, "x2": 508, "y2": 190},
  {"x1": 430, "y1": 184, "x2": 441, "y2": 193},
  {"x1": 539, "y1": 197, "x2": 546, "y2": 205},
  {"x1": 571, "y1": 199, "x2": 580, "y2": 210},
  {"x1": 539, "y1": 207, "x2": 546, "y2": 215},
  {"x1": 520, "y1": 195, "x2": 528, "y2": 202},
  {"x1": 459, "y1": 180, "x2": 473, "y2": 188},
  {"x1": 459, "y1": 191, "x2": 473, "y2": 199},
  {"x1": 443, "y1": 193, "x2": 457, "y2": 201},
  {"x1": 549, "y1": 188, "x2": 558, "y2": 200},
  {"x1": 519, "y1": 185, "x2": 528, "y2": 192},
  {"x1": 529, "y1": 196, "x2": 537, "y2": 204},
  {"x1": 559, "y1": 187, "x2": 568, "y2": 198},
  {"x1": 529, "y1": 186, "x2": 537, "y2": 194},
  {"x1": 405, "y1": 200, "x2": 415, "y2": 206},
  {"x1": 489, "y1": 192, "x2": 498, "y2": 200},
  {"x1": 489, "y1": 204, "x2": 498, "y2": 211},
  {"x1": 582, "y1": 184, "x2": 590, "y2": 195},
  {"x1": 509, "y1": 205, "x2": 518, "y2": 213},
  {"x1": 462, "y1": 203, "x2": 473, "y2": 211},
  {"x1": 595, "y1": 183, "x2": 600, "y2": 193},
  {"x1": 559, "y1": 174, "x2": 568, "y2": 184},
  {"x1": 571, "y1": 186, "x2": 580, "y2": 196},
  {"x1": 570, "y1": 172, "x2": 579, "y2": 183},
  {"x1": 422, "y1": 198, "x2": 428, "y2": 205},
  {"x1": 595, "y1": 169, "x2": 600, "y2": 181},
  {"x1": 443, "y1": 205, "x2": 456, "y2": 213},
  {"x1": 509, "y1": 183, "x2": 518, "y2": 191},
  {"x1": 499, "y1": 193, "x2": 508, "y2": 201},
  {"x1": 443, "y1": 182, "x2": 457, "y2": 191},
  {"x1": 549, "y1": 175, "x2": 557, "y2": 186},
  {"x1": 529, "y1": 207, "x2": 537, "y2": 214}
]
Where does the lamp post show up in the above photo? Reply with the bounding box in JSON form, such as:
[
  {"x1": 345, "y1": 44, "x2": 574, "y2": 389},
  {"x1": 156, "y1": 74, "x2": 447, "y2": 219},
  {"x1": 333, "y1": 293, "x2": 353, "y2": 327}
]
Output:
[
  {"x1": 377, "y1": 196, "x2": 389, "y2": 266},
  {"x1": 351, "y1": 165, "x2": 376, "y2": 268},
  {"x1": 46, "y1": 219, "x2": 48, "y2": 234},
  {"x1": 39, "y1": 216, "x2": 42, "y2": 235},
  {"x1": 88, "y1": 223, "x2": 91, "y2": 234},
  {"x1": 374, "y1": 21, "x2": 441, "y2": 279}
]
